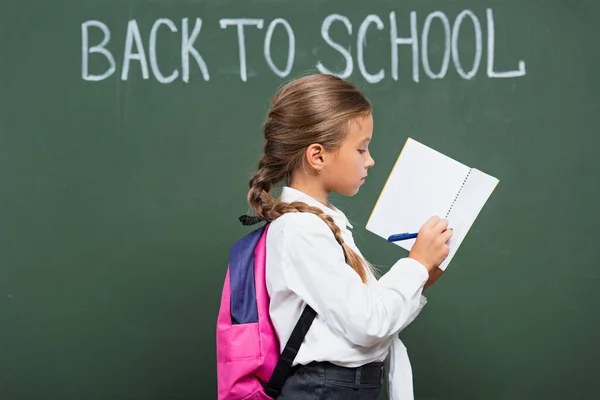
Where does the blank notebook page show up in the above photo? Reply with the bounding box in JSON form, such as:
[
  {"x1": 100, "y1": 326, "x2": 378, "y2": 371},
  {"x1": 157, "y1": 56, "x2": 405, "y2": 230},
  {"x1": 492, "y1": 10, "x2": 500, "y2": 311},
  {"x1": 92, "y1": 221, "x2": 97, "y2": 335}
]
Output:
[{"x1": 366, "y1": 138, "x2": 498, "y2": 270}]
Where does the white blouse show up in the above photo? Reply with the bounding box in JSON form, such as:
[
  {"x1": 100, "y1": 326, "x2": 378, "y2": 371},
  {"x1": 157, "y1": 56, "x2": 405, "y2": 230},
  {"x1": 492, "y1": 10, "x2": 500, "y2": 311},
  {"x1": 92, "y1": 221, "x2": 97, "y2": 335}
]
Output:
[{"x1": 265, "y1": 186, "x2": 429, "y2": 400}]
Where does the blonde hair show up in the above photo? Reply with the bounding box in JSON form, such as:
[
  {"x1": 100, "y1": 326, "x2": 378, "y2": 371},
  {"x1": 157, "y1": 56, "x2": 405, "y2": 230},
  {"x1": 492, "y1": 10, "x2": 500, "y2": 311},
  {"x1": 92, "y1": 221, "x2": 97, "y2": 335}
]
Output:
[{"x1": 244, "y1": 74, "x2": 375, "y2": 283}]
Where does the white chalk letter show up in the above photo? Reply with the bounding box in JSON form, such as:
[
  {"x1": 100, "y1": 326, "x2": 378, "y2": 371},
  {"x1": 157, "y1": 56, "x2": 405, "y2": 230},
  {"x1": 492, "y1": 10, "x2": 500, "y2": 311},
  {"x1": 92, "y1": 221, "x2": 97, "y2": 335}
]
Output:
[
  {"x1": 220, "y1": 18, "x2": 264, "y2": 82},
  {"x1": 122, "y1": 20, "x2": 149, "y2": 80},
  {"x1": 81, "y1": 20, "x2": 115, "y2": 81},
  {"x1": 452, "y1": 10, "x2": 482, "y2": 80},
  {"x1": 182, "y1": 18, "x2": 210, "y2": 82},
  {"x1": 421, "y1": 11, "x2": 451, "y2": 79},
  {"x1": 357, "y1": 15, "x2": 385, "y2": 84},
  {"x1": 486, "y1": 8, "x2": 526, "y2": 78},
  {"x1": 316, "y1": 14, "x2": 353, "y2": 78},
  {"x1": 390, "y1": 11, "x2": 419, "y2": 82},
  {"x1": 264, "y1": 18, "x2": 295, "y2": 78},
  {"x1": 149, "y1": 18, "x2": 179, "y2": 84}
]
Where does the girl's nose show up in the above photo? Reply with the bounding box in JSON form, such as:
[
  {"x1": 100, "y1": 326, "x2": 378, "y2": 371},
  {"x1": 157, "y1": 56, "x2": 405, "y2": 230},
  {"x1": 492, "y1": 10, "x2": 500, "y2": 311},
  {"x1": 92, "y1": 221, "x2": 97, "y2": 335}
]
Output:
[{"x1": 366, "y1": 154, "x2": 375, "y2": 168}]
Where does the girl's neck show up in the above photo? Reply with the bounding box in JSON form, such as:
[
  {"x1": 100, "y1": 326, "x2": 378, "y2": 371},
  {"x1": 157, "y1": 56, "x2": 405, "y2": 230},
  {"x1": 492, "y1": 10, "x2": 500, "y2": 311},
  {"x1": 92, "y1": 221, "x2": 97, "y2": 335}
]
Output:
[{"x1": 288, "y1": 177, "x2": 331, "y2": 208}]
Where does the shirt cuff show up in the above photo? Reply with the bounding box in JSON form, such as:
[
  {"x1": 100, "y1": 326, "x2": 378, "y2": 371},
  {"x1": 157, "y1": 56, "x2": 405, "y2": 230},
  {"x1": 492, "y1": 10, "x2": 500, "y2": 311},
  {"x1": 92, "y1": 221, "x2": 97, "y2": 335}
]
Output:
[{"x1": 387, "y1": 257, "x2": 429, "y2": 287}]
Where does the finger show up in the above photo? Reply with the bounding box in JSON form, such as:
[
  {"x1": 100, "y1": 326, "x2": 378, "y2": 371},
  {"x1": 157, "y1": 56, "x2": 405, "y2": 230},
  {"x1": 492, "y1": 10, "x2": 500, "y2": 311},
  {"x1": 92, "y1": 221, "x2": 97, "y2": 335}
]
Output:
[
  {"x1": 441, "y1": 228, "x2": 453, "y2": 242},
  {"x1": 443, "y1": 244, "x2": 450, "y2": 257},
  {"x1": 433, "y1": 218, "x2": 449, "y2": 232},
  {"x1": 423, "y1": 215, "x2": 441, "y2": 229}
]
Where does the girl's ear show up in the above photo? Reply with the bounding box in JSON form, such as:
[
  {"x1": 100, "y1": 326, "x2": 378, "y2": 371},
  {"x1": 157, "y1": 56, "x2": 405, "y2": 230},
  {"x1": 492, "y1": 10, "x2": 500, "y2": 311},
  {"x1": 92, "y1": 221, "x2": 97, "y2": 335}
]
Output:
[{"x1": 305, "y1": 144, "x2": 325, "y2": 173}]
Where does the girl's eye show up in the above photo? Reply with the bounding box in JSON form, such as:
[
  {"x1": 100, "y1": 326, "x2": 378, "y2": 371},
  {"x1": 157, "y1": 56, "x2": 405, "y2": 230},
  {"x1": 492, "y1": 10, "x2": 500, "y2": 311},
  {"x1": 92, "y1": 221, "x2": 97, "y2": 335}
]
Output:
[{"x1": 358, "y1": 149, "x2": 366, "y2": 154}]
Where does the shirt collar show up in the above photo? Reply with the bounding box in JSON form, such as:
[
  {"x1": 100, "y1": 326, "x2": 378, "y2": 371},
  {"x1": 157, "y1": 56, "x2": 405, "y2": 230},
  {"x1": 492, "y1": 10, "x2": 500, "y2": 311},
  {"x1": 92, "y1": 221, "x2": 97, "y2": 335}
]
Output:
[{"x1": 279, "y1": 186, "x2": 353, "y2": 229}]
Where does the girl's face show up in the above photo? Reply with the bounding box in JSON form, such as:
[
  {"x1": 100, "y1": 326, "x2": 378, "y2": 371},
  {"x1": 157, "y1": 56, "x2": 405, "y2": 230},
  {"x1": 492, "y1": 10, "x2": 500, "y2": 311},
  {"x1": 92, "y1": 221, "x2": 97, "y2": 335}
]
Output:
[{"x1": 325, "y1": 113, "x2": 375, "y2": 196}]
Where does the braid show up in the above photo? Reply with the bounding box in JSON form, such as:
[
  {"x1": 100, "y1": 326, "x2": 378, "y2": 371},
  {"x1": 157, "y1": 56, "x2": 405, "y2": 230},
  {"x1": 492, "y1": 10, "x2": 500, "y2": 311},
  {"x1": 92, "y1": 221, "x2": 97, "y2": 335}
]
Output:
[
  {"x1": 244, "y1": 170, "x2": 374, "y2": 283},
  {"x1": 246, "y1": 154, "x2": 282, "y2": 221},
  {"x1": 250, "y1": 196, "x2": 375, "y2": 283}
]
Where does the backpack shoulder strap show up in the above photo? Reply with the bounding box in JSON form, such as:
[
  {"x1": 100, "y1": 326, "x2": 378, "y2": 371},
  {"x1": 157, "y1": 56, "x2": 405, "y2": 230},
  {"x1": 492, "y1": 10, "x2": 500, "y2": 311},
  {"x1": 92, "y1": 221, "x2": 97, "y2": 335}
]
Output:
[
  {"x1": 264, "y1": 304, "x2": 316, "y2": 398},
  {"x1": 262, "y1": 217, "x2": 350, "y2": 398}
]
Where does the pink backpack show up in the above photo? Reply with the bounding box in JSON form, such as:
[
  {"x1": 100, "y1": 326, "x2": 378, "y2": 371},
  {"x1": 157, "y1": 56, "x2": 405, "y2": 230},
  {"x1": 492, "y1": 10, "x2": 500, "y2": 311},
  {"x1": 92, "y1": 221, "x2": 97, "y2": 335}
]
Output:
[{"x1": 216, "y1": 223, "x2": 316, "y2": 399}]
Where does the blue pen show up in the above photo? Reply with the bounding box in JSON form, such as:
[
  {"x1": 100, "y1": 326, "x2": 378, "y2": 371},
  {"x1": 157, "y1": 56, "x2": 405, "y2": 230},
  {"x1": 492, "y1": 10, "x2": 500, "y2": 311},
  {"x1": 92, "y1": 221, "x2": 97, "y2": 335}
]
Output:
[{"x1": 387, "y1": 232, "x2": 418, "y2": 242}]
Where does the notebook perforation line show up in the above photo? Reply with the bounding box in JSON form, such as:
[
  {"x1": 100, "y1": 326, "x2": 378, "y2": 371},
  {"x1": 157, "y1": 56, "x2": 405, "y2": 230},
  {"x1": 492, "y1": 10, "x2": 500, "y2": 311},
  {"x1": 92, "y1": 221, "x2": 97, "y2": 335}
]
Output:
[{"x1": 445, "y1": 168, "x2": 473, "y2": 219}]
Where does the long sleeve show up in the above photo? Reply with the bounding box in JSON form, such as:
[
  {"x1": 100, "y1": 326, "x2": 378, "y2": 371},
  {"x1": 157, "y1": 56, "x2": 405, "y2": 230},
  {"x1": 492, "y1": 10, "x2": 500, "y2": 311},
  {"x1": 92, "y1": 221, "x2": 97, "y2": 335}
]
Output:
[
  {"x1": 278, "y1": 212, "x2": 428, "y2": 347},
  {"x1": 399, "y1": 295, "x2": 428, "y2": 332}
]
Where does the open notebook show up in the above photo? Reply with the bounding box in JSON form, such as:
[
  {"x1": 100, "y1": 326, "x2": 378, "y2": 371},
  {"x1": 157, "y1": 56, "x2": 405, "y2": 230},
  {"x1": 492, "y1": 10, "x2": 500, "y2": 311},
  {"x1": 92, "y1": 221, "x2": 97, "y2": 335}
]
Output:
[{"x1": 366, "y1": 138, "x2": 499, "y2": 270}]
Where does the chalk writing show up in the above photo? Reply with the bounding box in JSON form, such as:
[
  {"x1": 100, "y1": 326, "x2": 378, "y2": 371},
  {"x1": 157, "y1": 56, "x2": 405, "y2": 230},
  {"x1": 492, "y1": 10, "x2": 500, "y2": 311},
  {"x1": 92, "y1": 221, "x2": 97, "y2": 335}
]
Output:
[{"x1": 81, "y1": 9, "x2": 526, "y2": 83}]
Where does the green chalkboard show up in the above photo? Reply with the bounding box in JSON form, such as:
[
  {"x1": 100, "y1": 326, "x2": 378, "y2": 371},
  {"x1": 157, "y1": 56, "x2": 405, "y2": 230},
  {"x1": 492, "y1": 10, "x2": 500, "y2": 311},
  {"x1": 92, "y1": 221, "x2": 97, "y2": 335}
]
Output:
[{"x1": 1, "y1": 0, "x2": 599, "y2": 399}]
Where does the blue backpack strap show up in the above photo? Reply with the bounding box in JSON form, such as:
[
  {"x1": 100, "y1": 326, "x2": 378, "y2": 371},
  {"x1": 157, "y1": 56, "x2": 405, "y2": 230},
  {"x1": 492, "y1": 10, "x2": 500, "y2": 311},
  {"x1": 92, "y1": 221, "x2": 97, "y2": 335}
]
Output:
[{"x1": 229, "y1": 225, "x2": 266, "y2": 324}]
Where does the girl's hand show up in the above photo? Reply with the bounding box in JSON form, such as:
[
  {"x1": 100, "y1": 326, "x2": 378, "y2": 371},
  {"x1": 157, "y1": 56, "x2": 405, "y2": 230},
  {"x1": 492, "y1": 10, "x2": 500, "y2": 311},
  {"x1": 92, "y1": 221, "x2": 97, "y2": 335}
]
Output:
[{"x1": 409, "y1": 216, "x2": 453, "y2": 272}]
